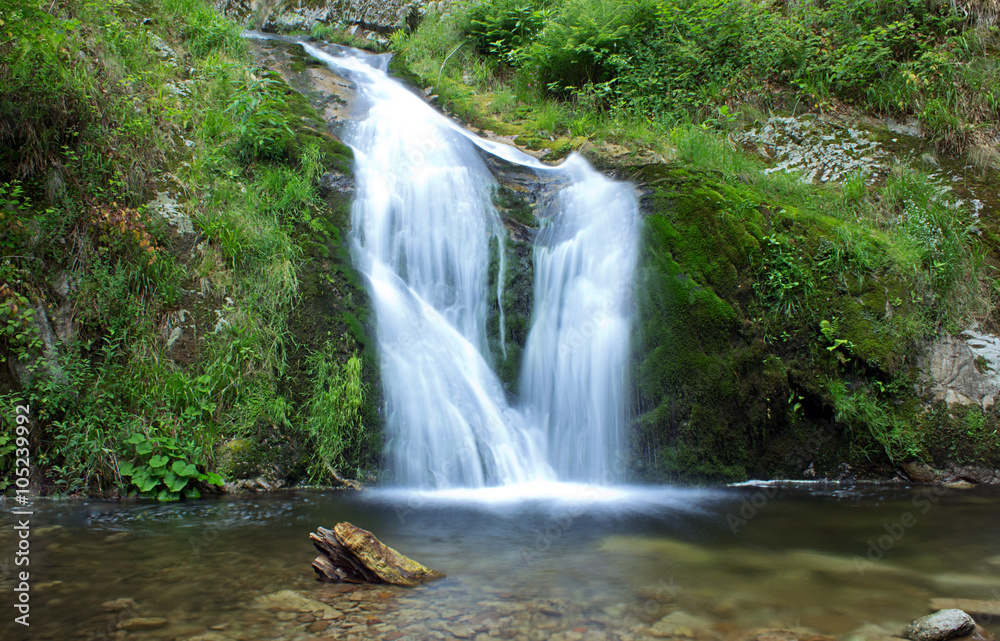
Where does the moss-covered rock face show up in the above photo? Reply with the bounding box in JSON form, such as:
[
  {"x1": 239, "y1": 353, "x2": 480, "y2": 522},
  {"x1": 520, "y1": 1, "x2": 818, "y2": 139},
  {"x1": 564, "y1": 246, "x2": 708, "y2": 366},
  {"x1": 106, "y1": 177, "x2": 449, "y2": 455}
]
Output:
[
  {"x1": 630, "y1": 165, "x2": 794, "y2": 482},
  {"x1": 628, "y1": 161, "x2": 1000, "y2": 483},
  {"x1": 484, "y1": 175, "x2": 545, "y2": 395}
]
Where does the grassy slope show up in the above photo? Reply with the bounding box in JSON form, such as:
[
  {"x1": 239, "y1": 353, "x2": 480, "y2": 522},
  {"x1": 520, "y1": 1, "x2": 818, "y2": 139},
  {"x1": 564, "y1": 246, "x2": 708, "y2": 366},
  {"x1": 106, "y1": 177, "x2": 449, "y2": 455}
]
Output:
[
  {"x1": 0, "y1": 0, "x2": 380, "y2": 497},
  {"x1": 383, "y1": 3, "x2": 1000, "y2": 482}
]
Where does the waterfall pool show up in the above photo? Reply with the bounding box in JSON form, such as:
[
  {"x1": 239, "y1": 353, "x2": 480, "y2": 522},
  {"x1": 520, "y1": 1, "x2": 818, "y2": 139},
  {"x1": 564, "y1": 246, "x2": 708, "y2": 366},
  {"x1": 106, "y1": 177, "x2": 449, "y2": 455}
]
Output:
[{"x1": 4, "y1": 485, "x2": 999, "y2": 640}]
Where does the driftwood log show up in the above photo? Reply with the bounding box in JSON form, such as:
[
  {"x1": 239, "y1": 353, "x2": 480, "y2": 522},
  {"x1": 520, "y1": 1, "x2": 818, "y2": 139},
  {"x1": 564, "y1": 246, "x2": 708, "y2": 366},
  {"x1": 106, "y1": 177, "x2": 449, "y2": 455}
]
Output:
[{"x1": 310, "y1": 522, "x2": 445, "y2": 586}]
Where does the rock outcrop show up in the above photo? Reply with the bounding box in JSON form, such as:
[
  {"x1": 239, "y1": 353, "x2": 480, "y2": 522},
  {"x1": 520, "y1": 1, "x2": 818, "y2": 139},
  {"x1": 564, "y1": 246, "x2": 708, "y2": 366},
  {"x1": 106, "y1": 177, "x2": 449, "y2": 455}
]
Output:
[
  {"x1": 918, "y1": 329, "x2": 1000, "y2": 408},
  {"x1": 221, "y1": 0, "x2": 435, "y2": 34}
]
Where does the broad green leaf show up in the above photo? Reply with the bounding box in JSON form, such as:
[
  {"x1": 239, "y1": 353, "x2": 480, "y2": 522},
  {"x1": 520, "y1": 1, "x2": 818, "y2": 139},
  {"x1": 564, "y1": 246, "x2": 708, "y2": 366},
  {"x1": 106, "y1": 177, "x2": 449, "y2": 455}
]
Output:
[
  {"x1": 185, "y1": 487, "x2": 201, "y2": 499},
  {"x1": 164, "y1": 472, "x2": 187, "y2": 493},
  {"x1": 172, "y1": 461, "x2": 199, "y2": 478},
  {"x1": 149, "y1": 454, "x2": 169, "y2": 468},
  {"x1": 128, "y1": 433, "x2": 144, "y2": 444},
  {"x1": 119, "y1": 462, "x2": 135, "y2": 477},
  {"x1": 135, "y1": 441, "x2": 154, "y2": 455},
  {"x1": 157, "y1": 489, "x2": 180, "y2": 502},
  {"x1": 140, "y1": 477, "x2": 159, "y2": 493},
  {"x1": 205, "y1": 472, "x2": 224, "y2": 487}
]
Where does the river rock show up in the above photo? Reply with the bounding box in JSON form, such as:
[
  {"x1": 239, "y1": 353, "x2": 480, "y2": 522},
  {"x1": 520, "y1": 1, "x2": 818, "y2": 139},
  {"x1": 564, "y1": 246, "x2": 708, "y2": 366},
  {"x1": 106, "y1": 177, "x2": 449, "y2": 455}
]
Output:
[
  {"x1": 255, "y1": 589, "x2": 343, "y2": 621},
  {"x1": 907, "y1": 609, "x2": 975, "y2": 641},
  {"x1": 179, "y1": 634, "x2": 230, "y2": 641},
  {"x1": 845, "y1": 622, "x2": 909, "y2": 641},
  {"x1": 117, "y1": 617, "x2": 168, "y2": 631},
  {"x1": 102, "y1": 598, "x2": 138, "y2": 612},
  {"x1": 650, "y1": 611, "x2": 715, "y2": 638},
  {"x1": 901, "y1": 462, "x2": 941, "y2": 483}
]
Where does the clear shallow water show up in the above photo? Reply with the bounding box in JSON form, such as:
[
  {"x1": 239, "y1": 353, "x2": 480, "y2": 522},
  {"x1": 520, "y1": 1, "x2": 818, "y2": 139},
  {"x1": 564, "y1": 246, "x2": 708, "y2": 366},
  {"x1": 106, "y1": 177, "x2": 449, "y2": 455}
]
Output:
[{"x1": 3, "y1": 485, "x2": 999, "y2": 641}]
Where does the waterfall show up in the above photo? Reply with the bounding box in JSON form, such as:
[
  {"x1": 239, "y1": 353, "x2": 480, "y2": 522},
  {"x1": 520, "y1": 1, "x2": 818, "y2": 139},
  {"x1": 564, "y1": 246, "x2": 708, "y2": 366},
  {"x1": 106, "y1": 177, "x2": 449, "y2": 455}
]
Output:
[
  {"x1": 301, "y1": 42, "x2": 639, "y2": 489},
  {"x1": 520, "y1": 156, "x2": 638, "y2": 483}
]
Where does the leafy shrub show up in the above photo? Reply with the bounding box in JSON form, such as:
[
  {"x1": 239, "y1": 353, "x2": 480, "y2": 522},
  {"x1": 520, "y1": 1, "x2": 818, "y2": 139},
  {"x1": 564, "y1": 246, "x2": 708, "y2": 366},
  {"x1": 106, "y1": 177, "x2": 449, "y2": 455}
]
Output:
[
  {"x1": 468, "y1": 0, "x2": 549, "y2": 62},
  {"x1": 119, "y1": 433, "x2": 224, "y2": 500}
]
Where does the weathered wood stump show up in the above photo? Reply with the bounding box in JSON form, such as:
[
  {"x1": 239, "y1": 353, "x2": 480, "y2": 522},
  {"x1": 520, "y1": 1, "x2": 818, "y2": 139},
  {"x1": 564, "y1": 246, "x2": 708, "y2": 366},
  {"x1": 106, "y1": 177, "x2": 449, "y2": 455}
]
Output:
[{"x1": 309, "y1": 522, "x2": 445, "y2": 586}]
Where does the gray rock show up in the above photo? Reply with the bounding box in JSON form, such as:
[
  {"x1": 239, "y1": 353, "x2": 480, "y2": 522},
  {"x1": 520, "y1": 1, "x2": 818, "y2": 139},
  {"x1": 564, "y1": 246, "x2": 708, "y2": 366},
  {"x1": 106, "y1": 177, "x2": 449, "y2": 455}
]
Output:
[
  {"x1": 907, "y1": 609, "x2": 975, "y2": 641},
  {"x1": 148, "y1": 192, "x2": 195, "y2": 235},
  {"x1": 917, "y1": 326, "x2": 1000, "y2": 409},
  {"x1": 900, "y1": 461, "x2": 940, "y2": 483}
]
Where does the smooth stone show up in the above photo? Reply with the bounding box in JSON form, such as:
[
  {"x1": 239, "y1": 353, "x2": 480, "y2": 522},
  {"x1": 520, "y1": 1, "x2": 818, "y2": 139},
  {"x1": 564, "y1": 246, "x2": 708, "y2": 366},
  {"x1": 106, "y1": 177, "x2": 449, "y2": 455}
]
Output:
[
  {"x1": 956, "y1": 626, "x2": 997, "y2": 641},
  {"x1": 117, "y1": 617, "x2": 169, "y2": 631},
  {"x1": 35, "y1": 525, "x2": 64, "y2": 535},
  {"x1": 255, "y1": 590, "x2": 341, "y2": 621},
  {"x1": 908, "y1": 610, "x2": 976, "y2": 641},
  {"x1": 102, "y1": 597, "x2": 139, "y2": 612},
  {"x1": 35, "y1": 580, "x2": 63, "y2": 590},
  {"x1": 650, "y1": 611, "x2": 715, "y2": 638}
]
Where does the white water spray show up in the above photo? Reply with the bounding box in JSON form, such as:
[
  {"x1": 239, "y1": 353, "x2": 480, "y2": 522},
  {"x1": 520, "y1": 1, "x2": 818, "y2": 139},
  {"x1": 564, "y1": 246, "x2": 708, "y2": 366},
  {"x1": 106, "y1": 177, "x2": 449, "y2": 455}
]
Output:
[{"x1": 300, "y1": 42, "x2": 639, "y2": 489}]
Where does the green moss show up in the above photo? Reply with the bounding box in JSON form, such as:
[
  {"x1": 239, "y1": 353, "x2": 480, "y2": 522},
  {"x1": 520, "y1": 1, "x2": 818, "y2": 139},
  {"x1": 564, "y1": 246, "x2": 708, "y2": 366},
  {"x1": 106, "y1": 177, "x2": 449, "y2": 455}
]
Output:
[
  {"x1": 486, "y1": 231, "x2": 534, "y2": 396},
  {"x1": 627, "y1": 159, "x2": 953, "y2": 482}
]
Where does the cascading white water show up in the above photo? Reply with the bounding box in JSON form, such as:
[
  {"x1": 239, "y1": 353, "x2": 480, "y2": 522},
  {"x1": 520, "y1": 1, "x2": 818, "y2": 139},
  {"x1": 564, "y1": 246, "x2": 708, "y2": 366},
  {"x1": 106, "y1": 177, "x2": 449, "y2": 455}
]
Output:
[
  {"x1": 520, "y1": 157, "x2": 638, "y2": 483},
  {"x1": 301, "y1": 42, "x2": 638, "y2": 489}
]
